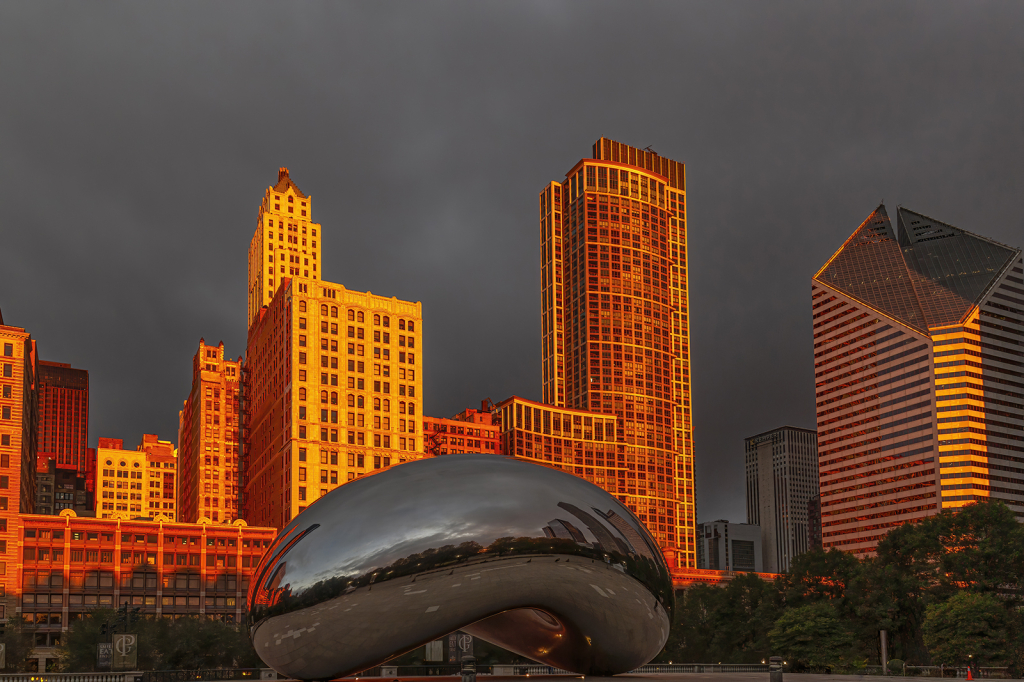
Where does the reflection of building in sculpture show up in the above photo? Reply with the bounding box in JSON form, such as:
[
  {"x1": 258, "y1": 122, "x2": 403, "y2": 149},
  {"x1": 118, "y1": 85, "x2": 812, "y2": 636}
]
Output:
[
  {"x1": 695, "y1": 520, "x2": 762, "y2": 573},
  {"x1": 538, "y1": 139, "x2": 695, "y2": 568},
  {"x1": 813, "y1": 205, "x2": 1023, "y2": 556},
  {"x1": 424, "y1": 402, "x2": 501, "y2": 456},
  {"x1": 497, "y1": 396, "x2": 688, "y2": 561},
  {"x1": 95, "y1": 436, "x2": 178, "y2": 520},
  {"x1": 242, "y1": 169, "x2": 424, "y2": 530},
  {"x1": 178, "y1": 339, "x2": 242, "y2": 523},
  {"x1": 744, "y1": 425, "x2": 818, "y2": 573},
  {"x1": 8, "y1": 511, "x2": 274, "y2": 672}
]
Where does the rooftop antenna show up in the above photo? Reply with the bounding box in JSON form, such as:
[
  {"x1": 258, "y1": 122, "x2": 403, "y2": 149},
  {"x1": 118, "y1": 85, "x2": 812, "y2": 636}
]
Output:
[{"x1": 644, "y1": 146, "x2": 657, "y2": 154}]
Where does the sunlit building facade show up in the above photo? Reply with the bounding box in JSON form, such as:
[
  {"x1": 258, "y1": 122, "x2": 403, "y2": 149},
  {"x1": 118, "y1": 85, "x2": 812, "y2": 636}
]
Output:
[
  {"x1": 36, "y1": 361, "x2": 89, "y2": 474},
  {"x1": 242, "y1": 170, "x2": 424, "y2": 530},
  {"x1": 0, "y1": 309, "x2": 39, "y2": 519},
  {"x1": 813, "y1": 205, "x2": 1023, "y2": 556},
  {"x1": 423, "y1": 405, "x2": 501, "y2": 456},
  {"x1": 96, "y1": 436, "x2": 178, "y2": 521},
  {"x1": 247, "y1": 168, "x2": 323, "y2": 329},
  {"x1": 8, "y1": 512, "x2": 274, "y2": 671},
  {"x1": 178, "y1": 340, "x2": 242, "y2": 523},
  {"x1": 539, "y1": 138, "x2": 695, "y2": 567}
]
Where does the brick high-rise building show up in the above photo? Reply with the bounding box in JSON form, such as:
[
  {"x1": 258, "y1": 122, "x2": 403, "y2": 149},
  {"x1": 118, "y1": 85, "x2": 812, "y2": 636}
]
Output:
[
  {"x1": 248, "y1": 168, "x2": 323, "y2": 329},
  {"x1": 813, "y1": 205, "x2": 1023, "y2": 556},
  {"x1": 36, "y1": 361, "x2": 89, "y2": 474},
  {"x1": 243, "y1": 170, "x2": 424, "y2": 530},
  {"x1": 178, "y1": 340, "x2": 242, "y2": 523},
  {"x1": 0, "y1": 308, "x2": 39, "y2": 516},
  {"x1": 539, "y1": 138, "x2": 695, "y2": 568},
  {"x1": 96, "y1": 436, "x2": 178, "y2": 520},
  {"x1": 423, "y1": 402, "x2": 502, "y2": 456}
]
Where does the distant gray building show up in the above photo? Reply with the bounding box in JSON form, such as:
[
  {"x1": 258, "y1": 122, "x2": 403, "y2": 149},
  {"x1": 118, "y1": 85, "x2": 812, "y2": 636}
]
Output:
[
  {"x1": 745, "y1": 426, "x2": 819, "y2": 573},
  {"x1": 696, "y1": 520, "x2": 762, "y2": 572}
]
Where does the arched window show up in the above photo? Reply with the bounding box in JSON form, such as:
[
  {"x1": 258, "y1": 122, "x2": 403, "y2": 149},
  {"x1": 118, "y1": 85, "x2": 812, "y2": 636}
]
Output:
[
  {"x1": 383, "y1": 316, "x2": 390, "y2": 327},
  {"x1": 373, "y1": 398, "x2": 381, "y2": 411},
  {"x1": 383, "y1": 399, "x2": 390, "y2": 411},
  {"x1": 399, "y1": 319, "x2": 406, "y2": 331},
  {"x1": 348, "y1": 310, "x2": 355, "y2": 321},
  {"x1": 357, "y1": 311, "x2": 364, "y2": 323},
  {"x1": 298, "y1": 387, "x2": 306, "y2": 401},
  {"x1": 347, "y1": 394, "x2": 355, "y2": 407},
  {"x1": 373, "y1": 314, "x2": 381, "y2": 325},
  {"x1": 321, "y1": 390, "x2": 328, "y2": 404},
  {"x1": 408, "y1": 321, "x2": 415, "y2": 332},
  {"x1": 288, "y1": 195, "x2": 294, "y2": 203},
  {"x1": 399, "y1": 401, "x2": 406, "y2": 414},
  {"x1": 331, "y1": 306, "x2": 338, "y2": 318},
  {"x1": 357, "y1": 396, "x2": 364, "y2": 409},
  {"x1": 408, "y1": 403, "x2": 415, "y2": 416},
  {"x1": 299, "y1": 301, "x2": 307, "y2": 312},
  {"x1": 321, "y1": 304, "x2": 328, "y2": 315},
  {"x1": 331, "y1": 391, "x2": 338, "y2": 405}
]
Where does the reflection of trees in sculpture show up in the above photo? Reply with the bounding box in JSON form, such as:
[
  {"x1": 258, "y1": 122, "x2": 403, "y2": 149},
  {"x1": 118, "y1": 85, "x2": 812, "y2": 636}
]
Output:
[{"x1": 250, "y1": 508, "x2": 673, "y2": 629}]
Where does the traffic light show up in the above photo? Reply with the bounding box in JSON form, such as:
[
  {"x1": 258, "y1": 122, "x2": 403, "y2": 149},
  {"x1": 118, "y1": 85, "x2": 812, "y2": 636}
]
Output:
[
  {"x1": 0, "y1": 622, "x2": 6, "y2": 637},
  {"x1": 101, "y1": 623, "x2": 108, "y2": 636}
]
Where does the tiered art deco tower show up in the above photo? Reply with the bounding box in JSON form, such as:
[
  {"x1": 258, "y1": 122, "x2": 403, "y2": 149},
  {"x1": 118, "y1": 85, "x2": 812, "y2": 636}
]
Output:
[
  {"x1": 242, "y1": 169, "x2": 424, "y2": 530},
  {"x1": 538, "y1": 138, "x2": 695, "y2": 568},
  {"x1": 813, "y1": 205, "x2": 1023, "y2": 556}
]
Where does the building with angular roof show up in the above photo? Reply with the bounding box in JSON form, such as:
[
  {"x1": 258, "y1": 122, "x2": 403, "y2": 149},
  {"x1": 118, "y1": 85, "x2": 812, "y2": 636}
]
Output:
[{"x1": 812, "y1": 204, "x2": 1023, "y2": 556}]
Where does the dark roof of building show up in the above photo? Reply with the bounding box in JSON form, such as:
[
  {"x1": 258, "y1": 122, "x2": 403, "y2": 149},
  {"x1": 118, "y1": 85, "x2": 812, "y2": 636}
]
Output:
[
  {"x1": 273, "y1": 167, "x2": 307, "y2": 199},
  {"x1": 814, "y1": 204, "x2": 1020, "y2": 331}
]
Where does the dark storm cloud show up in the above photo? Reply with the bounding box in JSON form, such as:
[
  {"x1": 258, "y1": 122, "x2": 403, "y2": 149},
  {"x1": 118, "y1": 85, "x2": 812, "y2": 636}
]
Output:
[{"x1": 1, "y1": 2, "x2": 1022, "y2": 522}]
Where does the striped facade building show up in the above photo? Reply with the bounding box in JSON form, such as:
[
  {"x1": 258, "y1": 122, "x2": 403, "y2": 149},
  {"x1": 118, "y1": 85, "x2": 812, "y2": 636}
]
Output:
[{"x1": 812, "y1": 205, "x2": 1023, "y2": 555}]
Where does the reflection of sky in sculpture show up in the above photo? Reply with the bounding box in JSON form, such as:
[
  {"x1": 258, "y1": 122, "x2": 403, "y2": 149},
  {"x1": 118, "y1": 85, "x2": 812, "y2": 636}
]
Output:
[
  {"x1": 256, "y1": 455, "x2": 658, "y2": 597},
  {"x1": 248, "y1": 455, "x2": 674, "y2": 679}
]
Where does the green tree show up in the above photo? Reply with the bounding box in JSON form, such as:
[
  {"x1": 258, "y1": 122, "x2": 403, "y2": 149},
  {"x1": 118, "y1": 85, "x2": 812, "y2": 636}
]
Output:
[
  {"x1": 768, "y1": 601, "x2": 859, "y2": 671},
  {"x1": 922, "y1": 592, "x2": 1009, "y2": 667},
  {"x1": 0, "y1": 614, "x2": 36, "y2": 672}
]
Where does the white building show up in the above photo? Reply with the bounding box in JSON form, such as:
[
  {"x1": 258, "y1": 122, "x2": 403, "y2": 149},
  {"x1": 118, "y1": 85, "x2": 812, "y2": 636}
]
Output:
[
  {"x1": 745, "y1": 425, "x2": 818, "y2": 573},
  {"x1": 695, "y1": 519, "x2": 762, "y2": 572}
]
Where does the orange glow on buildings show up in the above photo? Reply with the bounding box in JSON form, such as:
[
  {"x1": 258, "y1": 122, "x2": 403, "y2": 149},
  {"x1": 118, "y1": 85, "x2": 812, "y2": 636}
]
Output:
[
  {"x1": 248, "y1": 168, "x2": 323, "y2": 329},
  {"x1": 813, "y1": 205, "x2": 1023, "y2": 556},
  {"x1": 539, "y1": 139, "x2": 695, "y2": 568},
  {"x1": 423, "y1": 402, "x2": 502, "y2": 456},
  {"x1": 0, "y1": 311, "x2": 39, "y2": 518},
  {"x1": 10, "y1": 511, "x2": 275, "y2": 670},
  {"x1": 36, "y1": 361, "x2": 89, "y2": 476},
  {"x1": 242, "y1": 170, "x2": 424, "y2": 529},
  {"x1": 95, "y1": 436, "x2": 178, "y2": 521},
  {"x1": 177, "y1": 340, "x2": 242, "y2": 523}
]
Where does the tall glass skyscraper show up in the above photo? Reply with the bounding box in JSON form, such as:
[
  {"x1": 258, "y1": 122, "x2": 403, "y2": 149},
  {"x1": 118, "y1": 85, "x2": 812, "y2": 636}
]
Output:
[
  {"x1": 539, "y1": 138, "x2": 695, "y2": 568},
  {"x1": 812, "y1": 205, "x2": 1023, "y2": 556}
]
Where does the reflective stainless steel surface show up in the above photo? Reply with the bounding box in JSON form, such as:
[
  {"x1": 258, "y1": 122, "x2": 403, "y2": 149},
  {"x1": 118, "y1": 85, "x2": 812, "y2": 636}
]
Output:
[{"x1": 248, "y1": 455, "x2": 674, "y2": 680}]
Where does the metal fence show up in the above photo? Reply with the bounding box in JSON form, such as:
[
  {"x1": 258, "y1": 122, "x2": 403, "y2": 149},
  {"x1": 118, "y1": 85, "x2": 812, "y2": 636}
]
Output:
[
  {"x1": 0, "y1": 675, "x2": 139, "y2": 682},
  {"x1": 141, "y1": 670, "x2": 262, "y2": 682},
  {"x1": 904, "y1": 666, "x2": 1011, "y2": 679}
]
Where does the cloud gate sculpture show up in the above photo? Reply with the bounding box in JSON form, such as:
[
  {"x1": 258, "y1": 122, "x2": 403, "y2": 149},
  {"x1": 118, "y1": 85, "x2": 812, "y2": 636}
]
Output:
[{"x1": 248, "y1": 455, "x2": 674, "y2": 680}]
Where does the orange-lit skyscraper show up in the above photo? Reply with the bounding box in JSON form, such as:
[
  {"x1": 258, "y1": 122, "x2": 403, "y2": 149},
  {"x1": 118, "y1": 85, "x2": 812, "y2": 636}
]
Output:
[
  {"x1": 539, "y1": 139, "x2": 695, "y2": 568},
  {"x1": 0, "y1": 309, "x2": 39, "y2": 518},
  {"x1": 242, "y1": 170, "x2": 424, "y2": 530},
  {"x1": 813, "y1": 205, "x2": 1023, "y2": 556},
  {"x1": 178, "y1": 339, "x2": 242, "y2": 523},
  {"x1": 248, "y1": 168, "x2": 323, "y2": 329},
  {"x1": 36, "y1": 360, "x2": 89, "y2": 473}
]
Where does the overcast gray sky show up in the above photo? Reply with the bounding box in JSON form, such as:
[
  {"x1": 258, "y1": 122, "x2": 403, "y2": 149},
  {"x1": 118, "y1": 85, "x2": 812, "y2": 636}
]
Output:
[{"x1": 2, "y1": 2, "x2": 1022, "y2": 523}]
